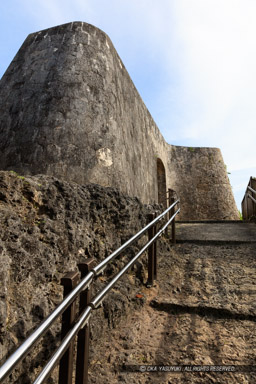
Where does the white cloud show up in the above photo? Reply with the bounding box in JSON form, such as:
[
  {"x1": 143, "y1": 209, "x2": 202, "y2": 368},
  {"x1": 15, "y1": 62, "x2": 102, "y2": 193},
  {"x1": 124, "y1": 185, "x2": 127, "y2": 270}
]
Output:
[
  {"x1": 163, "y1": 1, "x2": 256, "y2": 170},
  {"x1": 141, "y1": 0, "x2": 256, "y2": 210},
  {"x1": 3, "y1": 0, "x2": 256, "y2": 208}
]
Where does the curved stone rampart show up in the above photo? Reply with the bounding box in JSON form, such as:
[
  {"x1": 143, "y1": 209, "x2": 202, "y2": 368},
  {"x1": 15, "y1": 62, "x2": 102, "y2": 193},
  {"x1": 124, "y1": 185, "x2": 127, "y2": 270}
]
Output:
[
  {"x1": 168, "y1": 146, "x2": 239, "y2": 220},
  {"x1": 0, "y1": 22, "x2": 239, "y2": 219}
]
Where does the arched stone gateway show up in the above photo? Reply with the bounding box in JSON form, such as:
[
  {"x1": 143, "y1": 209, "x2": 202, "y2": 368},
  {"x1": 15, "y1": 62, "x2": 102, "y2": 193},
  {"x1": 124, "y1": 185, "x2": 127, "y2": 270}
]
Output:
[{"x1": 157, "y1": 158, "x2": 167, "y2": 208}]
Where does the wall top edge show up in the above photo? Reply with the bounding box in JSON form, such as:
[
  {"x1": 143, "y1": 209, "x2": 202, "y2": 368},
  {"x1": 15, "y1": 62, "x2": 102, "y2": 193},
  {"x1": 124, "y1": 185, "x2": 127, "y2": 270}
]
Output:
[
  {"x1": 28, "y1": 21, "x2": 110, "y2": 41},
  {"x1": 169, "y1": 144, "x2": 221, "y2": 152}
]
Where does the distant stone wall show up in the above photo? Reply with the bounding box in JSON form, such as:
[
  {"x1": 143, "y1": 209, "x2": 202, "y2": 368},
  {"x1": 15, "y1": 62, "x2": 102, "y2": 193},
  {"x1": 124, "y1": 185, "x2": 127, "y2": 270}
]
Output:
[
  {"x1": 0, "y1": 21, "x2": 239, "y2": 219},
  {"x1": 168, "y1": 146, "x2": 239, "y2": 220}
]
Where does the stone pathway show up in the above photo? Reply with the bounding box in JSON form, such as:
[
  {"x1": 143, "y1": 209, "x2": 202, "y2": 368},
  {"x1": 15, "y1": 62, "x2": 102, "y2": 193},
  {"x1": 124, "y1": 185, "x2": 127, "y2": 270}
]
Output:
[
  {"x1": 176, "y1": 221, "x2": 256, "y2": 243},
  {"x1": 89, "y1": 222, "x2": 256, "y2": 384}
]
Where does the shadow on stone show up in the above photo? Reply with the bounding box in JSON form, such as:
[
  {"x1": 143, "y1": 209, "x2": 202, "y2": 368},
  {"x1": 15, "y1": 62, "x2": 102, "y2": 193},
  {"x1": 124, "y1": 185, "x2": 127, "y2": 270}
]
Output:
[{"x1": 150, "y1": 300, "x2": 256, "y2": 322}]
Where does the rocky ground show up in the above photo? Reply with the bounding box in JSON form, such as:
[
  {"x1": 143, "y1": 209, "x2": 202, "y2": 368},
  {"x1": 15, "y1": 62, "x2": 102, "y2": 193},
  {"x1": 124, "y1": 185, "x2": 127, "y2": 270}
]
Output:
[
  {"x1": 88, "y1": 226, "x2": 256, "y2": 384},
  {"x1": 1, "y1": 171, "x2": 255, "y2": 384}
]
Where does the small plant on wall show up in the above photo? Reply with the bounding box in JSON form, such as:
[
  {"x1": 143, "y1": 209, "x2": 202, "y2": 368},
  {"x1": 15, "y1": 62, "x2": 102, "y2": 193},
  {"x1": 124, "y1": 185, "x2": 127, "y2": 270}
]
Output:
[{"x1": 224, "y1": 164, "x2": 231, "y2": 175}]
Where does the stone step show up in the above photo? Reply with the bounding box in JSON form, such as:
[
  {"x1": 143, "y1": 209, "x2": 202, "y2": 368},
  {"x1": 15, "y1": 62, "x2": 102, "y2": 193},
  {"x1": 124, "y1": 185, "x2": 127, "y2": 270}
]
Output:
[
  {"x1": 90, "y1": 241, "x2": 256, "y2": 383},
  {"x1": 176, "y1": 222, "x2": 256, "y2": 243}
]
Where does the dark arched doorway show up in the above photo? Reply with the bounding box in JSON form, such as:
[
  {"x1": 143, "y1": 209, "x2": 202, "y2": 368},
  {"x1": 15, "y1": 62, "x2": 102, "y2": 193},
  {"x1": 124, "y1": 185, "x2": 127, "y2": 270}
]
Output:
[{"x1": 157, "y1": 158, "x2": 167, "y2": 207}]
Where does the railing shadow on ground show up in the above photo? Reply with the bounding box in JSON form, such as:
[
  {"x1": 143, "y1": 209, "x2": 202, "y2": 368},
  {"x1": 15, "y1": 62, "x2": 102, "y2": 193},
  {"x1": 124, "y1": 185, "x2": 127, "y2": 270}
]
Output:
[{"x1": 0, "y1": 197, "x2": 180, "y2": 384}]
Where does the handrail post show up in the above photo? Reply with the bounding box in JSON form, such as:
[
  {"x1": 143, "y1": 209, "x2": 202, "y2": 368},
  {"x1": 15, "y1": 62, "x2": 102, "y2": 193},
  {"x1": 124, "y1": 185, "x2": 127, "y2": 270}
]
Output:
[
  {"x1": 244, "y1": 194, "x2": 248, "y2": 220},
  {"x1": 165, "y1": 189, "x2": 173, "y2": 236},
  {"x1": 147, "y1": 213, "x2": 155, "y2": 287},
  {"x1": 75, "y1": 259, "x2": 95, "y2": 384},
  {"x1": 247, "y1": 192, "x2": 252, "y2": 219},
  {"x1": 252, "y1": 178, "x2": 256, "y2": 217},
  {"x1": 165, "y1": 190, "x2": 169, "y2": 236},
  {"x1": 170, "y1": 197, "x2": 176, "y2": 244},
  {"x1": 59, "y1": 271, "x2": 80, "y2": 384},
  {"x1": 153, "y1": 212, "x2": 157, "y2": 280},
  {"x1": 248, "y1": 179, "x2": 251, "y2": 219}
]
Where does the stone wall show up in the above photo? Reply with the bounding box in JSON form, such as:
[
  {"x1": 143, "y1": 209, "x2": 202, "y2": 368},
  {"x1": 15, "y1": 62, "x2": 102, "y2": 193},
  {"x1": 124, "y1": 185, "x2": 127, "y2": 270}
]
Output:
[
  {"x1": 168, "y1": 146, "x2": 239, "y2": 220},
  {"x1": 0, "y1": 22, "x2": 169, "y2": 205},
  {"x1": 0, "y1": 171, "x2": 161, "y2": 383},
  {"x1": 0, "y1": 21, "x2": 239, "y2": 219}
]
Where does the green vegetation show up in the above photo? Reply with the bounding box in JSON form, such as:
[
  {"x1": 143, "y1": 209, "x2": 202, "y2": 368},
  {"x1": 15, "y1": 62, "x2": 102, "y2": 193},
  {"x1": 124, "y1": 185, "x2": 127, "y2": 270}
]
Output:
[
  {"x1": 10, "y1": 170, "x2": 25, "y2": 179},
  {"x1": 224, "y1": 164, "x2": 231, "y2": 175},
  {"x1": 238, "y1": 210, "x2": 243, "y2": 221},
  {"x1": 188, "y1": 147, "x2": 195, "y2": 152},
  {"x1": 35, "y1": 219, "x2": 46, "y2": 226}
]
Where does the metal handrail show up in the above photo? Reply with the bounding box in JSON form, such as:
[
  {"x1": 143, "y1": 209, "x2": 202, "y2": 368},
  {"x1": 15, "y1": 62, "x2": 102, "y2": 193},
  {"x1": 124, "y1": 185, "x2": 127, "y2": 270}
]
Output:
[
  {"x1": 247, "y1": 185, "x2": 256, "y2": 195},
  {"x1": 32, "y1": 208, "x2": 180, "y2": 384},
  {"x1": 241, "y1": 177, "x2": 256, "y2": 219},
  {"x1": 91, "y1": 209, "x2": 180, "y2": 309},
  {"x1": 0, "y1": 199, "x2": 180, "y2": 383},
  {"x1": 92, "y1": 200, "x2": 178, "y2": 275},
  {"x1": 248, "y1": 193, "x2": 256, "y2": 204},
  {"x1": 0, "y1": 271, "x2": 94, "y2": 382},
  {"x1": 33, "y1": 306, "x2": 93, "y2": 384}
]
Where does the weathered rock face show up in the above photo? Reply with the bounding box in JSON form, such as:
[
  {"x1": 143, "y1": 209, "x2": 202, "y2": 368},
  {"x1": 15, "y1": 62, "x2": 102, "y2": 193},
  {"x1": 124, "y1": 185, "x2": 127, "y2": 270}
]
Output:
[
  {"x1": 168, "y1": 146, "x2": 239, "y2": 220},
  {"x1": 0, "y1": 22, "x2": 169, "y2": 205},
  {"x1": 84, "y1": 223, "x2": 256, "y2": 384},
  {"x1": 0, "y1": 171, "x2": 161, "y2": 383},
  {"x1": 0, "y1": 21, "x2": 238, "y2": 219}
]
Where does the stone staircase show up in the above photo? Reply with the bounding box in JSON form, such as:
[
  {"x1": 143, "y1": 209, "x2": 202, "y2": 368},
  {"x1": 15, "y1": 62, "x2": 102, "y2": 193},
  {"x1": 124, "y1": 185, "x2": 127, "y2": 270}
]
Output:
[
  {"x1": 88, "y1": 221, "x2": 256, "y2": 384},
  {"x1": 176, "y1": 220, "x2": 256, "y2": 244}
]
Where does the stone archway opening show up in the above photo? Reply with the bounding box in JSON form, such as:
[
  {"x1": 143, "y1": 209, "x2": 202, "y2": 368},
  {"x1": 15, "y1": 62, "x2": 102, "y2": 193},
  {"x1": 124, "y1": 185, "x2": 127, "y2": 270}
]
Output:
[{"x1": 157, "y1": 158, "x2": 167, "y2": 207}]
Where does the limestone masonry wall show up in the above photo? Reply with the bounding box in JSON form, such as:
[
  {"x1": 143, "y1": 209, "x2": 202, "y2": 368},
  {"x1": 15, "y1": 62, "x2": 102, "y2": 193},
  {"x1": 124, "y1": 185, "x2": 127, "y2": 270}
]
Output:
[
  {"x1": 0, "y1": 21, "x2": 239, "y2": 219},
  {"x1": 168, "y1": 146, "x2": 239, "y2": 220}
]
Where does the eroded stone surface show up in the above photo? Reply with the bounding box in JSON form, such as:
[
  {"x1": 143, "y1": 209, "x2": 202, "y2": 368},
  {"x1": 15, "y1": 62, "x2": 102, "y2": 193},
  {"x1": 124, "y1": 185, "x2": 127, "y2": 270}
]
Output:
[
  {"x1": 0, "y1": 172, "x2": 253, "y2": 383},
  {"x1": 0, "y1": 21, "x2": 238, "y2": 220},
  {"x1": 0, "y1": 170, "x2": 161, "y2": 383},
  {"x1": 169, "y1": 147, "x2": 239, "y2": 220},
  {"x1": 89, "y1": 241, "x2": 256, "y2": 383}
]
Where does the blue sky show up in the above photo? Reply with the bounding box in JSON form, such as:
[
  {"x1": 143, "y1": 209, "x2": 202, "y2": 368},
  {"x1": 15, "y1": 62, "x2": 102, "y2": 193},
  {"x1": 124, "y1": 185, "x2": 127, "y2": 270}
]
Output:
[{"x1": 1, "y1": 0, "x2": 256, "y2": 210}]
